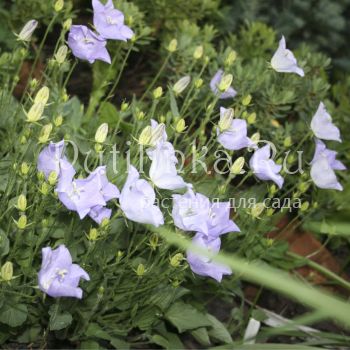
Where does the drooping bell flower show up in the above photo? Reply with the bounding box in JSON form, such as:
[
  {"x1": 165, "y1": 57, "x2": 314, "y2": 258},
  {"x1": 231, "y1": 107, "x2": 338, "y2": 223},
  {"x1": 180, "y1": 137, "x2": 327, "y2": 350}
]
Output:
[
  {"x1": 310, "y1": 102, "x2": 341, "y2": 142},
  {"x1": 37, "y1": 140, "x2": 75, "y2": 180},
  {"x1": 92, "y1": 0, "x2": 133, "y2": 41},
  {"x1": 89, "y1": 166, "x2": 120, "y2": 201},
  {"x1": 210, "y1": 69, "x2": 237, "y2": 99},
  {"x1": 186, "y1": 233, "x2": 232, "y2": 282},
  {"x1": 149, "y1": 142, "x2": 187, "y2": 190},
  {"x1": 310, "y1": 139, "x2": 346, "y2": 191},
  {"x1": 271, "y1": 36, "x2": 304, "y2": 77},
  {"x1": 68, "y1": 25, "x2": 111, "y2": 64},
  {"x1": 88, "y1": 205, "x2": 112, "y2": 224},
  {"x1": 38, "y1": 245, "x2": 90, "y2": 298},
  {"x1": 119, "y1": 165, "x2": 164, "y2": 227},
  {"x1": 172, "y1": 189, "x2": 240, "y2": 238},
  {"x1": 249, "y1": 144, "x2": 284, "y2": 189},
  {"x1": 217, "y1": 107, "x2": 255, "y2": 151}
]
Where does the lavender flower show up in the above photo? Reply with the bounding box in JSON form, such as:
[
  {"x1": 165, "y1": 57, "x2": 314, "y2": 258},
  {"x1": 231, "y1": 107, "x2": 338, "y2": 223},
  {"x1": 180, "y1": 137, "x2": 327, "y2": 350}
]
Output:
[
  {"x1": 90, "y1": 166, "x2": 120, "y2": 201},
  {"x1": 68, "y1": 25, "x2": 111, "y2": 64},
  {"x1": 119, "y1": 165, "x2": 164, "y2": 227},
  {"x1": 88, "y1": 205, "x2": 112, "y2": 224},
  {"x1": 249, "y1": 144, "x2": 284, "y2": 189},
  {"x1": 310, "y1": 102, "x2": 342, "y2": 142},
  {"x1": 186, "y1": 233, "x2": 232, "y2": 282},
  {"x1": 37, "y1": 140, "x2": 75, "y2": 179},
  {"x1": 38, "y1": 245, "x2": 90, "y2": 298},
  {"x1": 271, "y1": 36, "x2": 304, "y2": 77},
  {"x1": 172, "y1": 189, "x2": 240, "y2": 238},
  {"x1": 310, "y1": 139, "x2": 346, "y2": 191},
  {"x1": 217, "y1": 107, "x2": 255, "y2": 151},
  {"x1": 92, "y1": 0, "x2": 133, "y2": 41},
  {"x1": 210, "y1": 70, "x2": 237, "y2": 99}
]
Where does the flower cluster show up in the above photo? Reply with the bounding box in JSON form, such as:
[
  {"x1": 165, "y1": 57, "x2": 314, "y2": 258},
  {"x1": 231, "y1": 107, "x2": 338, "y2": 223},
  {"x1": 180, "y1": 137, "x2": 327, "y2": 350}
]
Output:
[{"x1": 68, "y1": 0, "x2": 133, "y2": 64}]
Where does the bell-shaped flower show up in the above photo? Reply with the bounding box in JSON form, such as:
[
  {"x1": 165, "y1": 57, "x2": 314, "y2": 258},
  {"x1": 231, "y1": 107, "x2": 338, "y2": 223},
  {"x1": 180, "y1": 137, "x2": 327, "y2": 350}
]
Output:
[
  {"x1": 149, "y1": 142, "x2": 187, "y2": 190},
  {"x1": 172, "y1": 189, "x2": 240, "y2": 238},
  {"x1": 144, "y1": 119, "x2": 167, "y2": 159},
  {"x1": 310, "y1": 139, "x2": 346, "y2": 191},
  {"x1": 271, "y1": 36, "x2": 304, "y2": 77},
  {"x1": 310, "y1": 102, "x2": 341, "y2": 142},
  {"x1": 68, "y1": 25, "x2": 111, "y2": 64},
  {"x1": 120, "y1": 165, "x2": 164, "y2": 227},
  {"x1": 186, "y1": 233, "x2": 232, "y2": 282},
  {"x1": 217, "y1": 107, "x2": 255, "y2": 151},
  {"x1": 249, "y1": 144, "x2": 284, "y2": 188},
  {"x1": 89, "y1": 166, "x2": 120, "y2": 201},
  {"x1": 92, "y1": 0, "x2": 133, "y2": 41},
  {"x1": 37, "y1": 140, "x2": 75, "y2": 180},
  {"x1": 210, "y1": 69, "x2": 237, "y2": 99},
  {"x1": 38, "y1": 245, "x2": 90, "y2": 298},
  {"x1": 88, "y1": 205, "x2": 112, "y2": 225}
]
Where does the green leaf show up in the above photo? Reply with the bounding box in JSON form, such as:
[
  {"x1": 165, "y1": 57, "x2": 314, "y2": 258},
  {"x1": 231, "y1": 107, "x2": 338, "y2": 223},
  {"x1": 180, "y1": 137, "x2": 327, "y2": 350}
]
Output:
[
  {"x1": 191, "y1": 327, "x2": 211, "y2": 346},
  {"x1": 206, "y1": 314, "x2": 232, "y2": 344},
  {"x1": 0, "y1": 229, "x2": 9, "y2": 257},
  {"x1": 165, "y1": 302, "x2": 211, "y2": 333},
  {"x1": 169, "y1": 88, "x2": 180, "y2": 118},
  {"x1": 49, "y1": 310, "x2": 73, "y2": 331},
  {"x1": 0, "y1": 303, "x2": 27, "y2": 327}
]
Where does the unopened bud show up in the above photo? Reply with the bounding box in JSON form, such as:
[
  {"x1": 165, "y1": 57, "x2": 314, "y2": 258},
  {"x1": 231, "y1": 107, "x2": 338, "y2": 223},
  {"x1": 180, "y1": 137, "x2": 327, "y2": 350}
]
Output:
[
  {"x1": 251, "y1": 203, "x2": 265, "y2": 218},
  {"x1": 54, "y1": 115, "x2": 63, "y2": 127},
  {"x1": 26, "y1": 102, "x2": 45, "y2": 122},
  {"x1": 271, "y1": 119, "x2": 280, "y2": 128},
  {"x1": 20, "y1": 136, "x2": 27, "y2": 144},
  {"x1": 173, "y1": 76, "x2": 191, "y2": 95},
  {"x1": 251, "y1": 132, "x2": 260, "y2": 144},
  {"x1": 29, "y1": 78, "x2": 38, "y2": 90},
  {"x1": 300, "y1": 201, "x2": 310, "y2": 212},
  {"x1": 17, "y1": 215, "x2": 27, "y2": 229},
  {"x1": 48, "y1": 171, "x2": 58, "y2": 185},
  {"x1": 55, "y1": 45, "x2": 68, "y2": 64},
  {"x1": 298, "y1": 182, "x2": 310, "y2": 193},
  {"x1": 193, "y1": 45, "x2": 204, "y2": 60},
  {"x1": 149, "y1": 233, "x2": 159, "y2": 250},
  {"x1": 269, "y1": 184, "x2": 277, "y2": 195},
  {"x1": 153, "y1": 86, "x2": 163, "y2": 99},
  {"x1": 167, "y1": 39, "x2": 178, "y2": 52},
  {"x1": 266, "y1": 208, "x2": 274, "y2": 217},
  {"x1": 136, "y1": 263, "x2": 145, "y2": 277},
  {"x1": 218, "y1": 108, "x2": 234, "y2": 132},
  {"x1": 247, "y1": 112, "x2": 256, "y2": 124},
  {"x1": 139, "y1": 126, "x2": 152, "y2": 146},
  {"x1": 136, "y1": 110, "x2": 145, "y2": 120},
  {"x1": 1, "y1": 262, "x2": 13, "y2": 281},
  {"x1": 242, "y1": 94, "x2": 252, "y2": 106},
  {"x1": 17, "y1": 20, "x2": 38, "y2": 42},
  {"x1": 194, "y1": 78, "x2": 203, "y2": 89},
  {"x1": 284, "y1": 136, "x2": 292, "y2": 148},
  {"x1": 101, "y1": 218, "x2": 109, "y2": 227},
  {"x1": 230, "y1": 157, "x2": 245, "y2": 175},
  {"x1": 17, "y1": 194, "x2": 27, "y2": 212},
  {"x1": 21, "y1": 162, "x2": 30, "y2": 175},
  {"x1": 38, "y1": 123, "x2": 53, "y2": 143},
  {"x1": 34, "y1": 86, "x2": 50, "y2": 105},
  {"x1": 149, "y1": 123, "x2": 165, "y2": 146},
  {"x1": 88, "y1": 228, "x2": 99, "y2": 241},
  {"x1": 170, "y1": 253, "x2": 184, "y2": 267},
  {"x1": 218, "y1": 74, "x2": 233, "y2": 92},
  {"x1": 95, "y1": 123, "x2": 108, "y2": 143},
  {"x1": 63, "y1": 18, "x2": 72, "y2": 31},
  {"x1": 40, "y1": 183, "x2": 50, "y2": 195},
  {"x1": 54, "y1": 0, "x2": 64, "y2": 12},
  {"x1": 175, "y1": 118, "x2": 186, "y2": 133},
  {"x1": 121, "y1": 101, "x2": 129, "y2": 111},
  {"x1": 225, "y1": 49, "x2": 237, "y2": 66}
]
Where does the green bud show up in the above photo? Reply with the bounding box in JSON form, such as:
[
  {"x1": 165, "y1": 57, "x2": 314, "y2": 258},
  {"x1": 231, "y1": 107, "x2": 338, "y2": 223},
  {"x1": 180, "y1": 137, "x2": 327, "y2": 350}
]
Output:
[
  {"x1": 251, "y1": 203, "x2": 265, "y2": 218},
  {"x1": 17, "y1": 215, "x2": 27, "y2": 229},
  {"x1": 193, "y1": 45, "x2": 204, "y2": 59},
  {"x1": 20, "y1": 136, "x2": 27, "y2": 145},
  {"x1": 284, "y1": 136, "x2": 292, "y2": 148},
  {"x1": 55, "y1": 45, "x2": 68, "y2": 64},
  {"x1": 48, "y1": 171, "x2": 58, "y2": 186},
  {"x1": 218, "y1": 73, "x2": 233, "y2": 92},
  {"x1": 242, "y1": 94, "x2": 252, "y2": 106},
  {"x1": 34, "y1": 86, "x2": 50, "y2": 105},
  {"x1": 153, "y1": 86, "x2": 163, "y2": 99},
  {"x1": 167, "y1": 39, "x2": 178, "y2": 52},
  {"x1": 269, "y1": 184, "x2": 277, "y2": 195},
  {"x1": 101, "y1": 218, "x2": 110, "y2": 228},
  {"x1": 194, "y1": 78, "x2": 203, "y2": 89},
  {"x1": 136, "y1": 110, "x2": 145, "y2": 120},
  {"x1": 17, "y1": 194, "x2": 27, "y2": 212},
  {"x1": 300, "y1": 201, "x2": 310, "y2": 212},
  {"x1": 247, "y1": 112, "x2": 256, "y2": 125},
  {"x1": 175, "y1": 118, "x2": 186, "y2": 133},
  {"x1": 17, "y1": 20, "x2": 38, "y2": 42},
  {"x1": 88, "y1": 228, "x2": 99, "y2": 241},
  {"x1": 54, "y1": 0, "x2": 64, "y2": 12},
  {"x1": 250, "y1": 132, "x2": 260, "y2": 144},
  {"x1": 218, "y1": 107, "x2": 234, "y2": 132},
  {"x1": 225, "y1": 49, "x2": 237, "y2": 66},
  {"x1": 149, "y1": 233, "x2": 159, "y2": 250},
  {"x1": 26, "y1": 102, "x2": 45, "y2": 122},
  {"x1": 40, "y1": 182, "x2": 50, "y2": 195},
  {"x1": 121, "y1": 101, "x2": 129, "y2": 111},
  {"x1": 138, "y1": 126, "x2": 152, "y2": 146},
  {"x1": 21, "y1": 162, "x2": 30, "y2": 175},
  {"x1": 63, "y1": 18, "x2": 72, "y2": 31},
  {"x1": 218, "y1": 184, "x2": 226, "y2": 195},
  {"x1": 37, "y1": 171, "x2": 45, "y2": 182},
  {"x1": 265, "y1": 238, "x2": 274, "y2": 246},
  {"x1": 54, "y1": 115, "x2": 63, "y2": 127},
  {"x1": 170, "y1": 253, "x2": 184, "y2": 267},
  {"x1": 136, "y1": 263, "x2": 146, "y2": 277},
  {"x1": 230, "y1": 157, "x2": 245, "y2": 175},
  {"x1": 173, "y1": 76, "x2": 191, "y2": 95},
  {"x1": 95, "y1": 123, "x2": 108, "y2": 143},
  {"x1": 1, "y1": 262, "x2": 13, "y2": 281},
  {"x1": 266, "y1": 208, "x2": 274, "y2": 217},
  {"x1": 298, "y1": 182, "x2": 310, "y2": 193},
  {"x1": 38, "y1": 123, "x2": 53, "y2": 143}
]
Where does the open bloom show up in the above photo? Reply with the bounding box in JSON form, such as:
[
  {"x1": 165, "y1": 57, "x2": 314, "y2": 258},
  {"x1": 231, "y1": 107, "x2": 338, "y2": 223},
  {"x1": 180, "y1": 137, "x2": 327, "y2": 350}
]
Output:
[
  {"x1": 310, "y1": 139, "x2": 346, "y2": 191},
  {"x1": 210, "y1": 70, "x2": 237, "y2": 99},
  {"x1": 249, "y1": 144, "x2": 284, "y2": 188},
  {"x1": 172, "y1": 189, "x2": 239, "y2": 238},
  {"x1": 88, "y1": 205, "x2": 112, "y2": 224},
  {"x1": 92, "y1": 0, "x2": 133, "y2": 41},
  {"x1": 149, "y1": 142, "x2": 187, "y2": 190},
  {"x1": 310, "y1": 102, "x2": 341, "y2": 142},
  {"x1": 217, "y1": 107, "x2": 255, "y2": 151},
  {"x1": 271, "y1": 36, "x2": 304, "y2": 77},
  {"x1": 68, "y1": 25, "x2": 111, "y2": 64},
  {"x1": 120, "y1": 165, "x2": 164, "y2": 227},
  {"x1": 187, "y1": 233, "x2": 232, "y2": 282},
  {"x1": 37, "y1": 140, "x2": 75, "y2": 180},
  {"x1": 38, "y1": 245, "x2": 90, "y2": 298}
]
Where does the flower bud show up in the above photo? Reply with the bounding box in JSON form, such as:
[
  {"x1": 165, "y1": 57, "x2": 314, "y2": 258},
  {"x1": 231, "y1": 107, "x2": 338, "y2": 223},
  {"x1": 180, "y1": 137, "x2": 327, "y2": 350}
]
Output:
[
  {"x1": 20, "y1": 135, "x2": 27, "y2": 145},
  {"x1": 21, "y1": 162, "x2": 30, "y2": 175},
  {"x1": 17, "y1": 194, "x2": 27, "y2": 212},
  {"x1": 218, "y1": 108, "x2": 234, "y2": 132},
  {"x1": 269, "y1": 184, "x2": 277, "y2": 195},
  {"x1": 173, "y1": 76, "x2": 191, "y2": 95},
  {"x1": 136, "y1": 263, "x2": 145, "y2": 277},
  {"x1": 26, "y1": 102, "x2": 45, "y2": 122},
  {"x1": 225, "y1": 49, "x2": 237, "y2": 66},
  {"x1": 266, "y1": 208, "x2": 274, "y2": 217},
  {"x1": 1, "y1": 262, "x2": 13, "y2": 281},
  {"x1": 175, "y1": 118, "x2": 186, "y2": 133},
  {"x1": 265, "y1": 238, "x2": 274, "y2": 246},
  {"x1": 53, "y1": 115, "x2": 63, "y2": 127},
  {"x1": 63, "y1": 18, "x2": 72, "y2": 30},
  {"x1": 136, "y1": 110, "x2": 145, "y2": 120},
  {"x1": 95, "y1": 123, "x2": 108, "y2": 143},
  {"x1": 247, "y1": 112, "x2": 256, "y2": 125},
  {"x1": 29, "y1": 78, "x2": 38, "y2": 90},
  {"x1": 38, "y1": 123, "x2": 53, "y2": 143},
  {"x1": 218, "y1": 73, "x2": 233, "y2": 92},
  {"x1": 37, "y1": 171, "x2": 45, "y2": 182},
  {"x1": 230, "y1": 157, "x2": 245, "y2": 175},
  {"x1": 251, "y1": 203, "x2": 265, "y2": 218},
  {"x1": 101, "y1": 218, "x2": 110, "y2": 227},
  {"x1": 159, "y1": 115, "x2": 166, "y2": 123},
  {"x1": 17, "y1": 215, "x2": 27, "y2": 229},
  {"x1": 121, "y1": 101, "x2": 129, "y2": 111},
  {"x1": 167, "y1": 39, "x2": 178, "y2": 52},
  {"x1": 48, "y1": 171, "x2": 58, "y2": 186},
  {"x1": 271, "y1": 119, "x2": 280, "y2": 128},
  {"x1": 170, "y1": 253, "x2": 184, "y2": 268},
  {"x1": 149, "y1": 233, "x2": 159, "y2": 250},
  {"x1": 150, "y1": 123, "x2": 165, "y2": 146},
  {"x1": 284, "y1": 136, "x2": 292, "y2": 148},
  {"x1": 54, "y1": 0, "x2": 64, "y2": 12},
  {"x1": 34, "y1": 86, "x2": 50, "y2": 105},
  {"x1": 242, "y1": 94, "x2": 252, "y2": 106},
  {"x1": 88, "y1": 228, "x2": 99, "y2": 241},
  {"x1": 218, "y1": 184, "x2": 226, "y2": 195},
  {"x1": 139, "y1": 126, "x2": 152, "y2": 146},
  {"x1": 194, "y1": 78, "x2": 203, "y2": 89},
  {"x1": 193, "y1": 45, "x2": 204, "y2": 60},
  {"x1": 116, "y1": 250, "x2": 124, "y2": 262},
  {"x1": 250, "y1": 132, "x2": 260, "y2": 144},
  {"x1": 55, "y1": 45, "x2": 68, "y2": 64},
  {"x1": 153, "y1": 86, "x2": 163, "y2": 99},
  {"x1": 298, "y1": 182, "x2": 310, "y2": 193},
  {"x1": 17, "y1": 20, "x2": 38, "y2": 42},
  {"x1": 300, "y1": 201, "x2": 310, "y2": 212}
]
